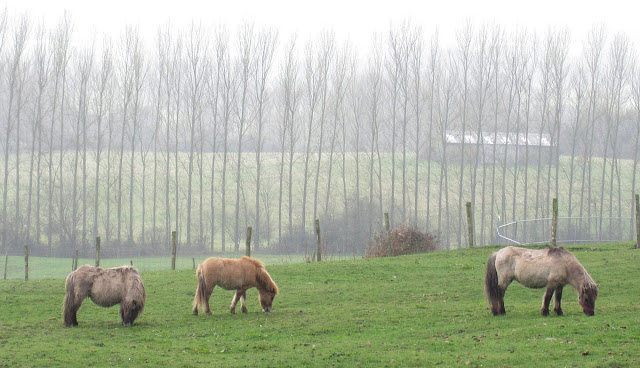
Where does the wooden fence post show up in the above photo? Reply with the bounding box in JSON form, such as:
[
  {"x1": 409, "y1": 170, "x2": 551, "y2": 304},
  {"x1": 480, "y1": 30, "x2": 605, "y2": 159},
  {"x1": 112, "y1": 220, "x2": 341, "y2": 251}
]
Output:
[
  {"x1": 552, "y1": 198, "x2": 558, "y2": 247},
  {"x1": 635, "y1": 194, "x2": 640, "y2": 249},
  {"x1": 95, "y1": 236, "x2": 101, "y2": 267},
  {"x1": 384, "y1": 212, "x2": 390, "y2": 233},
  {"x1": 192, "y1": 258, "x2": 196, "y2": 270},
  {"x1": 466, "y1": 202, "x2": 474, "y2": 248},
  {"x1": 315, "y1": 219, "x2": 322, "y2": 262},
  {"x1": 73, "y1": 249, "x2": 79, "y2": 271},
  {"x1": 171, "y1": 231, "x2": 177, "y2": 270},
  {"x1": 245, "y1": 227, "x2": 252, "y2": 257},
  {"x1": 24, "y1": 244, "x2": 29, "y2": 281},
  {"x1": 3, "y1": 254, "x2": 8, "y2": 280}
]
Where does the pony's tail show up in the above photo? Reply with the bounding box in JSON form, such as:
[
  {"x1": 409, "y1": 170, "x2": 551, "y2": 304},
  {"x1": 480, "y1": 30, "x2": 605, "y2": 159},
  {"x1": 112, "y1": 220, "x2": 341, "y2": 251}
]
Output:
[
  {"x1": 62, "y1": 272, "x2": 77, "y2": 326},
  {"x1": 193, "y1": 265, "x2": 207, "y2": 315},
  {"x1": 485, "y1": 252, "x2": 502, "y2": 315}
]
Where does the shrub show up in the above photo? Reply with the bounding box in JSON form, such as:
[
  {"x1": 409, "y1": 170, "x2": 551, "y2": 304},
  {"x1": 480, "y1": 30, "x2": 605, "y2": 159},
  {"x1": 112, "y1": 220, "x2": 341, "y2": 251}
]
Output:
[{"x1": 365, "y1": 225, "x2": 439, "y2": 258}]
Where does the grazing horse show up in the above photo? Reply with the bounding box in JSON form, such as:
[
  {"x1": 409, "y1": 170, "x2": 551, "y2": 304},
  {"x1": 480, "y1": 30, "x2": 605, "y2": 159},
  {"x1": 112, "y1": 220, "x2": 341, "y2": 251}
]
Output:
[
  {"x1": 485, "y1": 246, "x2": 598, "y2": 316},
  {"x1": 192, "y1": 256, "x2": 278, "y2": 316},
  {"x1": 63, "y1": 265, "x2": 146, "y2": 327}
]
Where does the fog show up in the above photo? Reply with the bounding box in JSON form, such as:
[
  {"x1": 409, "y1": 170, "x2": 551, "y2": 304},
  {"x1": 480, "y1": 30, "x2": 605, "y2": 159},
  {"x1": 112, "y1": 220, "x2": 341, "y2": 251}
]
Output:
[{"x1": 0, "y1": 8, "x2": 639, "y2": 262}]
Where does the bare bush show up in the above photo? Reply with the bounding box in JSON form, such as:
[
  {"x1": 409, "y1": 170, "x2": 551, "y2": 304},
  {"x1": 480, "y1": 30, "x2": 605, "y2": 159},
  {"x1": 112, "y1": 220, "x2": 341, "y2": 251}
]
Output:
[{"x1": 365, "y1": 225, "x2": 439, "y2": 258}]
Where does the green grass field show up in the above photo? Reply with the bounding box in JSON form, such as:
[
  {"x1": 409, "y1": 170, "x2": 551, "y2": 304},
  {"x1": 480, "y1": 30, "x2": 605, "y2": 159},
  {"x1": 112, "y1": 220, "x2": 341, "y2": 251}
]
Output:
[{"x1": 1, "y1": 243, "x2": 639, "y2": 367}]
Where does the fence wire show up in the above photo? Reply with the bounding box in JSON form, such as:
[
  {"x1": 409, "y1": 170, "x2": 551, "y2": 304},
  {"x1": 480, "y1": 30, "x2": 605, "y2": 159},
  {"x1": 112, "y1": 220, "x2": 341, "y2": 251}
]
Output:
[{"x1": 496, "y1": 216, "x2": 635, "y2": 245}]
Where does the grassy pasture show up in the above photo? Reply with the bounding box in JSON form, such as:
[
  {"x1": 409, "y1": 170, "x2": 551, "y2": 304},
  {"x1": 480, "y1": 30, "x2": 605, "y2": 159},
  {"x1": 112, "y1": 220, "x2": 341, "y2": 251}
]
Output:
[{"x1": 1, "y1": 243, "x2": 639, "y2": 367}]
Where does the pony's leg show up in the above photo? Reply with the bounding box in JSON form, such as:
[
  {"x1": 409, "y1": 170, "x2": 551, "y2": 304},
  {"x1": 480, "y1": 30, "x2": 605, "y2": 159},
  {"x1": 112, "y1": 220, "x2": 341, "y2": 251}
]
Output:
[
  {"x1": 541, "y1": 286, "x2": 555, "y2": 316},
  {"x1": 230, "y1": 289, "x2": 248, "y2": 314},
  {"x1": 230, "y1": 291, "x2": 240, "y2": 314},
  {"x1": 240, "y1": 291, "x2": 247, "y2": 313},
  {"x1": 496, "y1": 279, "x2": 511, "y2": 315},
  {"x1": 553, "y1": 286, "x2": 564, "y2": 316},
  {"x1": 204, "y1": 286, "x2": 214, "y2": 315}
]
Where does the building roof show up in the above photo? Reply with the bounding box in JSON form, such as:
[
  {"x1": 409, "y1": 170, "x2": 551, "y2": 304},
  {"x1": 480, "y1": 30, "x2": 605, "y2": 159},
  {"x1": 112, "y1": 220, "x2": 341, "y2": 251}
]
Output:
[{"x1": 445, "y1": 131, "x2": 552, "y2": 146}]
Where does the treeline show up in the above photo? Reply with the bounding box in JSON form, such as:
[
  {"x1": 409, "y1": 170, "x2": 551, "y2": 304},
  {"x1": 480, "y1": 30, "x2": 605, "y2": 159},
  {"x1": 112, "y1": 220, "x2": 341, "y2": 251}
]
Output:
[{"x1": 1, "y1": 10, "x2": 639, "y2": 257}]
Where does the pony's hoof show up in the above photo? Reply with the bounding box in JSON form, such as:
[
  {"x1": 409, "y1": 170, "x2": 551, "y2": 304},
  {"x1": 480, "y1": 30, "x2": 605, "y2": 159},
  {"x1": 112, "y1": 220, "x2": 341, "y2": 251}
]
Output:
[
  {"x1": 193, "y1": 310, "x2": 198, "y2": 316},
  {"x1": 541, "y1": 310, "x2": 550, "y2": 317},
  {"x1": 230, "y1": 309, "x2": 236, "y2": 314},
  {"x1": 554, "y1": 309, "x2": 563, "y2": 316}
]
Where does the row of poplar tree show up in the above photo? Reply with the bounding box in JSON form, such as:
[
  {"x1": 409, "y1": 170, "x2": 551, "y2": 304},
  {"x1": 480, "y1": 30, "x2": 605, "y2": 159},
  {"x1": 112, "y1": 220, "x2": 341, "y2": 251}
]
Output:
[{"x1": 1, "y1": 10, "x2": 639, "y2": 256}]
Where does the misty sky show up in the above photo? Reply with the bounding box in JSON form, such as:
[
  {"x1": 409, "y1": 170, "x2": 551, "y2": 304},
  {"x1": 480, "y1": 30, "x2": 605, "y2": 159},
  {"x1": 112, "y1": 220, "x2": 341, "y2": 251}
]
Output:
[{"x1": 3, "y1": 0, "x2": 638, "y2": 50}]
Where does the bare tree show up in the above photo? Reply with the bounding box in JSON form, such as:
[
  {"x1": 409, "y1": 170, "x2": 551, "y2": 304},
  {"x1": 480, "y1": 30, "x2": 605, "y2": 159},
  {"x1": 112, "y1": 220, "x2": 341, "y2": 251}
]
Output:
[
  {"x1": 157, "y1": 23, "x2": 178, "y2": 252},
  {"x1": 567, "y1": 64, "x2": 586, "y2": 219},
  {"x1": 410, "y1": 28, "x2": 424, "y2": 227},
  {"x1": 2, "y1": 13, "x2": 30, "y2": 253},
  {"x1": 365, "y1": 34, "x2": 384, "y2": 236},
  {"x1": 426, "y1": 29, "x2": 440, "y2": 232},
  {"x1": 184, "y1": 22, "x2": 209, "y2": 250},
  {"x1": 253, "y1": 28, "x2": 278, "y2": 250},
  {"x1": 0, "y1": 7, "x2": 7, "y2": 253},
  {"x1": 301, "y1": 32, "x2": 332, "y2": 249},
  {"x1": 204, "y1": 26, "x2": 224, "y2": 252},
  {"x1": 217, "y1": 27, "x2": 235, "y2": 252},
  {"x1": 26, "y1": 22, "x2": 50, "y2": 251},
  {"x1": 71, "y1": 45, "x2": 94, "y2": 251},
  {"x1": 436, "y1": 51, "x2": 457, "y2": 249},
  {"x1": 311, "y1": 32, "x2": 334, "y2": 231},
  {"x1": 325, "y1": 41, "x2": 352, "y2": 218},
  {"x1": 630, "y1": 56, "x2": 640, "y2": 234},
  {"x1": 92, "y1": 37, "x2": 113, "y2": 245},
  {"x1": 233, "y1": 23, "x2": 257, "y2": 251},
  {"x1": 600, "y1": 33, "x2": 630, "y2": 237},
  {"x1": 548, "y1": 30, "x2": 568, "y2": 216},
  {"x1": 470, "y1": 24, "x2": 499, "y2": 244},
  {"x1": 455, "y1": 21, "x2": 472, "y2": 247},
  {"x1": 580, "y1": 26, "x2": 606, "y2": 221},
  {"x1": 275, "y1": 35, "x2": 300, "y2": 246}
]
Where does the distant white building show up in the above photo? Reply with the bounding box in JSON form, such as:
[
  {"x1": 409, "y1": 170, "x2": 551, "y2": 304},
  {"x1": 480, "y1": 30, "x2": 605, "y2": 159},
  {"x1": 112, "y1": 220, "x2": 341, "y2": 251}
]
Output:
[{"x1": 438, "y1": 131, "x2": 556, "y2": 166}]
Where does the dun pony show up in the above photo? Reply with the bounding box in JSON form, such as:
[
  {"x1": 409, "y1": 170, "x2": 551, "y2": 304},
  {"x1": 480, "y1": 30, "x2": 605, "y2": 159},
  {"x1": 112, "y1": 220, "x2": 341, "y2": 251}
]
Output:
[
  {"x1": 485, "y1": 246, "x2": 598, "y2": 316},
  {"x1": 63, "y1": 265, "x2": 146, "y2": 327},
  {"x1": 192, "y1": 256, "x2": 279, "y2": 315}
]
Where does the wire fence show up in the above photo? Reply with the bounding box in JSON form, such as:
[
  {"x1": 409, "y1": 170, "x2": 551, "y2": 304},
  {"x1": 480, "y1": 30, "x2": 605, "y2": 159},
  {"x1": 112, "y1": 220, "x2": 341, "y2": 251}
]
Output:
[
  {"x1": 1, "y1": 221, "x2": 380, "y2": 280},
  {"x1": 496, "y1": 216, "x2": 636, "y2": 245}
]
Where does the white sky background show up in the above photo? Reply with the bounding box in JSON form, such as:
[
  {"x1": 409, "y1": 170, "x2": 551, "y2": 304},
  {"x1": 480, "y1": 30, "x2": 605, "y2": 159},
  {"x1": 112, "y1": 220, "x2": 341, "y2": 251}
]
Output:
[{"x1": 2, "y1": 0, "x2": 638, "y2": 54}]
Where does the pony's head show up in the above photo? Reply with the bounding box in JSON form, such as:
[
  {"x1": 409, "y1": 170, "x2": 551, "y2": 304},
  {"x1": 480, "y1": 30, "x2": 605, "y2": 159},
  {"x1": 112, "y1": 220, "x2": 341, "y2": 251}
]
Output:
[
  {"x1": 258, "y1": 289, "x2": 277, "y2": 312},
  {"x1": 256, "y1": 267, "x2": 278, "y2": 312},
  {"x1": 579, "y1": 282, "x2": 598, "y2": 316}
]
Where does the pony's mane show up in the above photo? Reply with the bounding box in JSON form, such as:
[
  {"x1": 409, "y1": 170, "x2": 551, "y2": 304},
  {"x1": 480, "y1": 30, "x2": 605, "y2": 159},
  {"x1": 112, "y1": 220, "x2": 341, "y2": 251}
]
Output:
[
  {"x1": 241, "y1": 256, "x2": 265, "y2": 269},
  {"x1": 257, "y1": 268, "x2": 279, "y2": 294},
  {"x1": 243, "y1": 257, "x2": 278, "y2": 294}
]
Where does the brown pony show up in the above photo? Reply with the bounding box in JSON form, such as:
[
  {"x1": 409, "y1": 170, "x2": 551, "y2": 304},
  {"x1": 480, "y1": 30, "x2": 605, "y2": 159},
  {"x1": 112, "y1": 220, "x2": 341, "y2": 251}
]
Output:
[
  {"x1": 63, "y1": 265, "x2": 146, "y2": 327},
  {"x1": 192, "y1": 256, "x2": 278, "y2": 315},
  {"x1": 485, "y1": 246, "x2": 598, "y2": 316}
]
